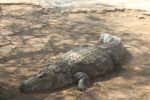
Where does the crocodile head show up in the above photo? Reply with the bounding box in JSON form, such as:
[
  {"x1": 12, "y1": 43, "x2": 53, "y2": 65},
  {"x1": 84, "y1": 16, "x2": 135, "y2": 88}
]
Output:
[{"x1": 20, "y1": 64, "x2": 58, "y2": 92}]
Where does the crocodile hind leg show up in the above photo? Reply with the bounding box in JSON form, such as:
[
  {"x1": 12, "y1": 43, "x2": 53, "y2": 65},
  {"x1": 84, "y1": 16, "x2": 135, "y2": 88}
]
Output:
[{"x1": 74, "y1": 72, "x2": 89, "y2": 91}]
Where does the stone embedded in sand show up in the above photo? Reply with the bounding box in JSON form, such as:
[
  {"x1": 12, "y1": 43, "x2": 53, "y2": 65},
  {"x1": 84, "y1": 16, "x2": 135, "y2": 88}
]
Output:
[
  {"x1": 115, "y1": 8, "x2": 125, "y2": 12},
  {"x1": 137, "y1": 15, "x2": 145, "y2": 19},
  {"x1": 143, "y1": 12, "x2": 150, "y2": 16}
]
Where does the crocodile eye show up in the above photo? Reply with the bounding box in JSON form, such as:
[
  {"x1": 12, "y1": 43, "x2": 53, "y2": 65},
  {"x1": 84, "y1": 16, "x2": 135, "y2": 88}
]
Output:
[{"x1": 37, "y1": 73, "x2": 49, "y2": 79}]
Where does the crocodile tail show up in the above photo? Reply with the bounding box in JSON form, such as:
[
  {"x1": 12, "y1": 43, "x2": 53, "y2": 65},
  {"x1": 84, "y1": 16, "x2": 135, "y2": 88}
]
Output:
[
  {"x1": 98, "y1": 33, "x2": 125, "y2": 65},
  {"x1": 98, "y1": 33, "x2": 121, "y2": 45}
]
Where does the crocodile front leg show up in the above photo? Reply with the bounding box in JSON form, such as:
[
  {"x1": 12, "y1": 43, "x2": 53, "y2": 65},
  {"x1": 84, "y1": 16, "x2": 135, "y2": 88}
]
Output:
[{"x1": 74, "y1": 72, "x2": 89, "y2": 91}]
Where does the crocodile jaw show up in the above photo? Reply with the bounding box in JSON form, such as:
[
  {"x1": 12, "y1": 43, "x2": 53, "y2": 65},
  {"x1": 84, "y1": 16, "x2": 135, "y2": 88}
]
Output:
[{"x1": 20, "y1": 73, "x2": 54, "y2": 92}]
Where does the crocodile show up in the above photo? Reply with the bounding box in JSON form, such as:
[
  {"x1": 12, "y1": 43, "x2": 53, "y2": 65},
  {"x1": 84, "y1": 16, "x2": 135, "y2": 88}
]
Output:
[{"x1": 20, "y1": 33, "x2": 125, "y2": 92}]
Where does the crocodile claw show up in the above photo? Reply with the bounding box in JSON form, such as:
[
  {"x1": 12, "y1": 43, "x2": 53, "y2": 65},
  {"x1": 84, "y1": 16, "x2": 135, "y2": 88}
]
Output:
[{"x1": 78, "y1": 84, "x2": 87, "y2": 91}]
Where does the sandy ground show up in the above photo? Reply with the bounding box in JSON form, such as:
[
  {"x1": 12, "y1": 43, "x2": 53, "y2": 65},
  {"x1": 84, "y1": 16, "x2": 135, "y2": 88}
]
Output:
[{"x1": 0, "y1": 4, "x2": 150, "y2": 100}]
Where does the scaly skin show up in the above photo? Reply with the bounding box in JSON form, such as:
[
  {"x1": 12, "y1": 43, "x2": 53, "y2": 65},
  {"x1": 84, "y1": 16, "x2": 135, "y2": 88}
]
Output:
[{"x1": 20, "y1": 34, "x2": 125, "y2": 92}]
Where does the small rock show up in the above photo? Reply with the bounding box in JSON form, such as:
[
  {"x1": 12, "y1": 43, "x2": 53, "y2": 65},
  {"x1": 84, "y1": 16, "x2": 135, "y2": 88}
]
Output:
[
  {"x1": 102, "y1": 8, "x2": 116, "y2": 12},
  {"x1": 115, "y1": 8, "x2": 125, "y2": 12},
  {"x1": 89, "y1": 9, "x2": 97, "y2": 13},
  {"x1": 137, "y1": 15, "x2": 145, "y2": 19},
  {"x1": 102, "y1": 8, "x2": 125, "y2": 13},
  {"x1": 70, "y1": 9, "x2": 88, "y2": 13},
  {"x1": 61, "y1": 9, "x2": 71, "y2": 13},
  {"x1": 143, "y1": 12, "x2": 150, "y2": 16}
]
